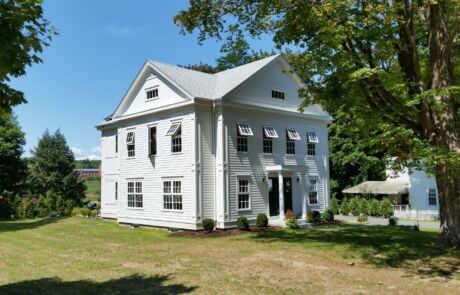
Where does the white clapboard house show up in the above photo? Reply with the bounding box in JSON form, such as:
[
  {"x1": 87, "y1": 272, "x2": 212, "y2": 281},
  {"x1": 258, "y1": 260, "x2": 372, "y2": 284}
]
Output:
[{"x1": 97, "y1": 54, "x2": 332, "y2": 229}]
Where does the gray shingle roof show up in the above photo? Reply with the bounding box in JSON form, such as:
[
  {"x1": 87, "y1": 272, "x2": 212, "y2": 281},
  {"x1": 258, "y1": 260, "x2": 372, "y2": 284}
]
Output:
[{"x1": 149, "y1": 54, "x2": 280, "y2": 100}]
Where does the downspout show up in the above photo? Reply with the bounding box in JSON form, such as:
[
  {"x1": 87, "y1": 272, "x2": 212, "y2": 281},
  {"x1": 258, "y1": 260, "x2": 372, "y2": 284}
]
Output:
[{"x1": 213, "y1": 101, "x2": 217, "y2": 224}]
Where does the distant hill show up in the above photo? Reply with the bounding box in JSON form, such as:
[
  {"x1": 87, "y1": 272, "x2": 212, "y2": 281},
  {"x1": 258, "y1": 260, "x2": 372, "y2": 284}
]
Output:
[{"x1": 75, "y1": 159, "x2": 100, "y2": 169}]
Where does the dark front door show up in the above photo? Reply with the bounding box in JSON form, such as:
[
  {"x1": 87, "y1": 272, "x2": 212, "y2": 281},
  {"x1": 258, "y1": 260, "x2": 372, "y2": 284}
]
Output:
[
  {"x1": 268, "y1": 177, "x2": 279, "y2": 216},
  {"x1": 283, "y1": 177, "x2": 293, "y2": 212}
]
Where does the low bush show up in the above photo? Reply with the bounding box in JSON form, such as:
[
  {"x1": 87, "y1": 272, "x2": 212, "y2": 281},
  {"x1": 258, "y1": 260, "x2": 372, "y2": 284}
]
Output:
[
  {"x1": 388, "y1": 216, "x2": 398, "y2": 226},
  {"x1": 380, "y1": 198, "x2": 394, "y2": 218},
  {"x1": 202, "y1": 218, "x2": 215, "y2": 231},
  {"x1": 71, "y1": 207, "x2": 81, "y2": 216},
  {"x1": 55, "y1": 196, "x2": 65, "y2": 216},
  {"x1": 236, "y1": 216, "x2": 249, "y2": 230},
  {"x1": 90, "y1": 209, "x2": 98, "y2": 218},
  {"x1": 80, "y1": 207, "x2": 91, "y2": 218},
  {"x1": 368, "y1": 199, "x2": 380, "y2": 216},
  {"x1": 322, "y1": 208, "x2": 334, "y2": 221},
  {"x1": 340, "y1": 199, "x2": 350, "y2": 216},
  {"x1": 285, "y1": 217, "x2": 299, "y2": 229},
  {"x1": 256, "y1": 213, "x2": 268, "y2": 228},
  {"x1": 349, "y1": 198, "x2": 360, "y2": 216},
  {"x1": 330, "y1": 197, "x2": 339, "y2": 214},
  {"x1": 307, "y1": 210, "x2": 321, "y2": 223},
  {"x1": 36, "y1": 195, "x2": 47, "y2": 218},
  {"x1": 284, "y1": 209, "x2": 295, "y2": 220},
  {"x1": 358, "y1": 198, "x2": 369, "y2": 215},
  {"x1": 65, "y1": 199, "x2": 76, "y2": 216},
  {"x1": 23, "y1": 197, "x2": 36, "y2": 219},
  {"x1": 357, "y1": 215, "x2": 368, "y2": 223}
]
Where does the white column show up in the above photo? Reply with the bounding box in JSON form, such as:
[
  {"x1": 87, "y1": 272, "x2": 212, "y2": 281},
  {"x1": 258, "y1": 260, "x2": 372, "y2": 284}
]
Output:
[
  {"x1": 278, "y1": 172, "x2": 284, "y2": 220},
  {"x1": 301, "y1": 172, "x2": 307, "y2": 220}
]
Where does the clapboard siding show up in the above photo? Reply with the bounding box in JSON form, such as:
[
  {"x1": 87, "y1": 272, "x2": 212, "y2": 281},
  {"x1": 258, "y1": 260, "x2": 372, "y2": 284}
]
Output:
[{"x1": 101, "y1": 129, "x2": 119, "y2": 218}]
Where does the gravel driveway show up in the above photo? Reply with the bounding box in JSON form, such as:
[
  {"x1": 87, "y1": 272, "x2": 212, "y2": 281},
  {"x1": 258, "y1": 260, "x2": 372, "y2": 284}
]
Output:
[{"x1": 335, "y1": 215, "x2": 440, "y2": 229}]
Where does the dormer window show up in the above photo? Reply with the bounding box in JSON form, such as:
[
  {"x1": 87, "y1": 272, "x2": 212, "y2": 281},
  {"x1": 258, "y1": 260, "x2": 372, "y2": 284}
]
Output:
[
  {"x1": 272, "y1": 90, "x2": 285, "y2": 99},
  {"x1": 146, "y1": 88, "x2": 159, "y2": 100}
]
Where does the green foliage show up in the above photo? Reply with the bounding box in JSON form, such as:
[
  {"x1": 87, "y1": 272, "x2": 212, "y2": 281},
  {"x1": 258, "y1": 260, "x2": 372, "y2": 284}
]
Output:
[
  {"x1": 202, "y1": 218, "x2": 215, "y2": 231},
  {"x1": 349, "y1": 198, "x2": 360, "y2": 216},
  {"x1": 13, "y1": 194, "x2": 22, "y2": 219},
  {"x1": 64, "y1": 199, "x2": 75, "y2": 217},
  {"x1": 389, "y1": 216, "x2": 398, "y2": 226},
  {"x1": 44, "y1": 191, "x2": 55, "y2": 213},
  {"x1": 22, "y1": 197, "x2": 35, "y2": 219},
  {"x1": 285, "y1": 217, "x2": 299, "y2": 229},
  {"x1": 236, "y1": 216, "x2": 249, "y2": 230},
  {"x1": 323, "y1": 209, "x2": 334, "y2": 222},
  {"x1": 380, "y1": 198, "x2": 394, "y2": 218},
  {"x1": 55, "y1": 196, "x2": 65, "y2": 216},
  {"x1": 369, "y1": 199, "x2": 380, "y2": 217},
  {"x1": 71, "y1": 207, "x2": 81, "y2": 216},
  {"x1": 180, "y1": 63, "x2": 218, "y2": 74},
  {"x1": 358, "y1": 198, "x2": 369, "y2": 216},
  {"x1": 74, "y1": 159, "x2": 100, "y2": 169},
  {"x1": 0, "y1": 0, "x2": 57, "y2": 111},
  {"x1": 357, "y1": 215, "x2": 368, "y2": 223},
  {"x1": 80, "y1": 207, "x2": 91, "y2": 218},
  {"x1": 330, "y1": 198, "x2": 339, "y2": 215},
  {"x1": 0, "y1": 112, "x2": 27, "y2": 195},
  {"x1": 29, "y1": 130, "x2": 86, "y2": 203},
  {"x1": 90, "y1": 209, "x2": 98, "y2": 218},
  {"x1": 340, "y1": 199, "x2": 350, "y2": 216},
  {"x1": 36, "y1": 195, "x2": 47, "y2": 218},
  {"x1": 307, "y1": 211, "x2": 321, "y2": 223},
  {"x1": 256, "y1": 213, "x2": 268, "y2": 228}
]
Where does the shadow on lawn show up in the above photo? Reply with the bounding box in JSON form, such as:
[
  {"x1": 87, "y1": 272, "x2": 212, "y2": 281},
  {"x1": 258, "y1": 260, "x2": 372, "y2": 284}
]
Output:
[
  {"x1": 249, "y1": 225, "x2": 460, "y2": 278},
  {"x1": 0, "y1": 217, "x2": 64, "y2": 233},
  {"x1": 0, "y1": 274, "x2": 197, "y2": 295}
]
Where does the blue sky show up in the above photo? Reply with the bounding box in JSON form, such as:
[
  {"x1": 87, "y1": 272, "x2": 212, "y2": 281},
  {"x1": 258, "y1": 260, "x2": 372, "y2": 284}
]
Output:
[{"x1": 10, "y1": 0, "x2": 276, "y2": 159}]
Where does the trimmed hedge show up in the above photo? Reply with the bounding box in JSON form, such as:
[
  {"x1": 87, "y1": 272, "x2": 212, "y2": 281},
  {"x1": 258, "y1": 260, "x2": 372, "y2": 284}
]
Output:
[
  {"x1": 236, "y1": 216, "x2": 249, "y2": 230},
  {"x1": 323, "y1": 208, "x2": 334, "y2": 221},
  {"x1": 202, "y1": 218, "x2": 215, "y2": 231},
  {"x1": 256, "y1": 213, "x2": 268, "y2": 228}
]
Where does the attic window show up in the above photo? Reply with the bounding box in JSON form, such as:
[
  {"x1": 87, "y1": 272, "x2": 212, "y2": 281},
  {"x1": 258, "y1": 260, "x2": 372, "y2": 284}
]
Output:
[
  {"x1": 272, "y1": 90, "x2": 285, "y2": 99},
  {"x1": 287, "y1": 128, "x2": 301, "y2": 140},
  {"x1": 263, "y1": 126, "x2": 278, "y2": 138},
  {"x1": 146, "y1": 88, "x2": 159, "y2": 100},
  {"x1": 307, "y1": 131, "x2": 319, "y2": 143},
  {"x1": 166, "y1": 122, "x2": 181, "y2": 136},
  {"x1": 237, "y1": 123, "x2": 253, "y2": 136}
]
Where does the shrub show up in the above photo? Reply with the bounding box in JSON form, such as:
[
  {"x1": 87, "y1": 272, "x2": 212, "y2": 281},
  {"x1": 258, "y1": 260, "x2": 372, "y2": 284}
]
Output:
[
  {"x1": 357, "y1": 215, "x2": 368, "y2": 223},
  {"x1": 368, "y1": 199, "x2": 380, "y2": 216},
  {"x1": 358, "y1": 198, "x2": 369, "y2": 215},
  {"x1": 322, "y1": 208, "x2": 334, "y2": 221},
  {"x1": 65, "y1": 199, "x2": 76, "y2": 216},
  {"x1": 349, "y1": 198, "x2": 360, "y2": 216},
  {"x1": 71, "y1": 207, "x2": 81, "y2": 216},
  {"x1": 256, "y1": 213, "x2": 268, "y2": 228},
  {"x1": 388, "y1": 216, "x2": 398, "y2": 226},
  {"x1": 330, "y1": 197, "x2": 339, "y2": 214},
  {"x1": 90, "y1": 209, "x2": 98, "y2": 218},
  {"x1": 36, "y1": 195, "x2": 47, "y2": 218},
  {"x1": 340, "y1": 198, "x2": 350, "y2": 216},
  {"x1": 55, "y1": 195, "x2": 65, "y2": 216},
  {"x1": 0, "y1": 195, "x2": 12, "y2": 219},
  {"x1": 202, "y1": 218, "x2": 215, "y2": 231},
  {"x1": 13, "y1": 194, "x2": 23, "y2": 219},
  {"x1": 44, "y1": 191, "x2": 55, "y2": 213},
  {"x1": 285, "y1": 217, "x2": 299, "y2": 229},
  {"x1": 284, "y1": 209, "x2": 295, "y2": 220},
  {"x1": 81, "y1": 207, "x2": 91, "y2": 218},
  {"x1": 23, "y1": 197, "x2": 35, "y2": 219},
  {"x1": 380, "y1": 198, "x2": 394, "y2": 218},
  {"x1": 307, "y1": 210, "x2": 321, "y2": 223},
  {"x1": 236, "y1": 216, "x2": 249, "y2": 230}
]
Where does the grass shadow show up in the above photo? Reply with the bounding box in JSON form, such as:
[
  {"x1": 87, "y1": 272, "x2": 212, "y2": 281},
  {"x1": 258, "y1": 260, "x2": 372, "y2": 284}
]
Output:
[
  {"x1": 0, "y1": 274, "x2": 197, "y2": 295},
  {"x1": 0, "y1": 217, "x2": 64, "y2": 233},
  {"x1": 248, "y1": 224, "x2": 460, "y2": 278}
]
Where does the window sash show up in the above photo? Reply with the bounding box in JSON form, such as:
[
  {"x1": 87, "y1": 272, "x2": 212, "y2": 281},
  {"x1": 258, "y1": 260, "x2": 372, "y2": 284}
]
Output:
[
  {"x1": 126, "y1": 131, "x2": 135, "y2": 144},
  {"x1": 308, "y1": 180, "x2": 318, "y2": 204},
  {"x1": 166, "y1": 123, "x2": 181, "y2": 136},
  {"x1": 428, "y1": 188, "x2": 437, "y2": 205},
  {"x1": 307, "y1": 131, "x2": 319, "y2": 143},
  {"x1": 237, "y1": 126, "x2": 248, "y2": 152},
  {"x1": 287, "y1": 128, "x2": 301, "y2": 140},
  {"x1": 238, "y1": 180, "x2": 250, "y2": 210},
  {"x1": 307, "y1": 143, "x2": 316, "y2": 156},
  {"x1": 163, "y1": 181, "x2": 183, "y2": 211},
  {"x1": 171, "y1": 126, "x2": 182, "y2": 153},
  {"x1": 146, "y1": 88, "x2": 158, "y2": 99},
  {"x1": 149, "y1": 126, "x2": 157, "y2": 156},
  {"x1": 263, "y1": 126, "x2": 278, "y2": 138},
  {"x1": 115, "y1": 134, "x2": 118, "y2": 153},
  {"x1": 127, "y1": 181, "x2": 143, "y2": 208},
  {"x1": 263, "y1": 132, "x2": 273, "y2": 154},
  {"x1": 272, "y1": 90, "x2": 285, "y2": 99},
  {"x1": 237, "y1": 123, "x2": 253, "y2": 136},
  {"x1": 286, "y1": 131, "x2": 295, "y2": 155}
]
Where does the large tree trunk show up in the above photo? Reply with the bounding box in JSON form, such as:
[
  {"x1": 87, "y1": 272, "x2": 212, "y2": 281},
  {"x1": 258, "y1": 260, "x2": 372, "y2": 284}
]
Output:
[{"x1": 428, "y1": 1, "x2": 460, "y2": 245}]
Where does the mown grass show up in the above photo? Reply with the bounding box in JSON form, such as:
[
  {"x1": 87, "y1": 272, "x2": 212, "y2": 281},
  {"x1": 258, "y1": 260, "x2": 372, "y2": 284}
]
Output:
[
  {"x1": 84, "y1": 178, "x2": 100, "y2": 201},
  {"x1": 0, "y1": 218, "x2": 458, "y2": 294}
]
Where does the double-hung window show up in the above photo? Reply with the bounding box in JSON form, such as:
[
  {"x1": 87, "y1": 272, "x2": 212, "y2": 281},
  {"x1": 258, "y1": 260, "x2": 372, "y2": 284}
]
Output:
[
  {"x1": 163, "y1": 180, "x2": 183, "y2": 210},
  {"x1": 308, "y1": 179, "x2": 318, "y2": 204},
  {"x1": 126, "y1": 131, "x2": 135, "y2": 157},
  {"x1": 166, "y1": 122, "x2": 182, "y2": 153},
  {"x1": 428, "y1": 188, "x2": 437, "y2": 206},
  {"x1": 237, "y1": 123, "x2": 253, "y2": 152},
  {"x1": 286, "y1": 128, "x2": 300, "y2": 155},
  {"x1": 149, "y1": 126, "x2": 157, "y2": 156},
  {"x1": 146, "y1": 88, "x2": 159, "y2": 100},
  {"x1": 307, "y1": 131, "x2": 318, "y2": 156},
  {"x1": 263, "y1": 126, "x2": 278, "y2": 154},
  {"x1": 238, "y1": 179, "x2": 250, "y2": 210},
  {"x1": 127, "y1": 181, "x2": 143, "y2": 208}
]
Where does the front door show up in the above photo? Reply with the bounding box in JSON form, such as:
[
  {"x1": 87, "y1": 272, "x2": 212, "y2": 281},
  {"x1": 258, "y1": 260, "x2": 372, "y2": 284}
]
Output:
[
  {"x1": 283, "y1": 177, "x2": 293, "y2": 212},
  {"x1": 268, "y1": 177, "x2": 279, "y2": 216}
]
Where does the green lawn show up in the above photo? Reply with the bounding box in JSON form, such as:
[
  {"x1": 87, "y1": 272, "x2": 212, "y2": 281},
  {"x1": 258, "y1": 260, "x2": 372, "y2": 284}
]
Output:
[
  {"x1": 84, "y1": 178, "x2": 100, "y2": 201},
  {"x1": 0, "y1": 218, "x2": 459, "y2": 294}
]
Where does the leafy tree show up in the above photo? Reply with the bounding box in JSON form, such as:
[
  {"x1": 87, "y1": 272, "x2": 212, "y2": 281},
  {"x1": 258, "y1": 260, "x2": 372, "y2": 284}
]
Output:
[
  {"x1": 330, "y1": 197, "x2": 340, "y2": 215},
  {"x1": 340, "y1": 198, "x2": 350, "y2": 216},
  {"x1": 13, "y1": 194, "x2": 22, "y2": 219},
  {"x1": 0, "y1": 0, "x2": 57, "y2": 111},
  {"x1": 29, "y1": 130, "x2": 86, "y2": 203},
  {"x1": 64, "y1": 199, "x2": 76, "y2": 217},
  {"x1": 175, "y1": 0, "x2": 460, "y2": 245},
  {"x1": 179, "y1": 63, "x2": 218, "y2": 74},
  {"x1": 380, "y1": 198, "x2": 395, "y2": 218},
  {"x1": 369, "y1": 199, "x2": 381, "y2": 217},
  {"x1": 22, "y1": 197, "x2": 35, "y2": 219},
  {"x1": 55, "y1": 195, "x2": 64, "y2": 216},
  {"x1": 0, "y1": 112, "x2": 27, "y2": 194}
]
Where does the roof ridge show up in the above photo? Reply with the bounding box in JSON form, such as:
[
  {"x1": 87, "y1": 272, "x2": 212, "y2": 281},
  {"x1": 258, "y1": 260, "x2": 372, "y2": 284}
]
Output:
[{"x1": 148, "y1": 59, "x2": 216, "y2": 77}]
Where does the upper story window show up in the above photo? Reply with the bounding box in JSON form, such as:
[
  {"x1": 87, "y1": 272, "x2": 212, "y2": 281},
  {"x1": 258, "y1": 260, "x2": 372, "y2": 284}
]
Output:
[
  {"x1": 163, "y1": 180, "x2": 183, "y2": 211},
  {"x1": 237, "y1": 123, "x2": 253, "y2": 152},
  {"x1": 286, "y1": 131, "x2": 295, "y2": 155},
  {"x1": 307, "y1": 131, "x2": 318, "y2": 156},
  {"x1": 166, "y1": 122, "x2": 182, "y2": 153},
  {"x1": 428, "y1": 188, "x2": 437, "y2": 206},
  {"x1": 272, "y1": 90, "x2": 285, "y2": 99},
  {"x1": 149, "y1": 126, "x2": 157, "y2": 156},
  {"x1": 126, "y1": 131, "x2": 135, "y2": 157},
  {"x1": 238, "y1": 179, "x2": 251, "y2": 210},
  {"x1": 127, "y1": 181, "x2": 143, "y2": 208},
  {"x1": 308, "y1": 179, "x2": 318, "y2": 204},
  {"x1": 262, "y1": 126, "x2": 277, "y2": 154},
  {"x1": 146, "y1": 88, "x2": 159, "y2": 100}
]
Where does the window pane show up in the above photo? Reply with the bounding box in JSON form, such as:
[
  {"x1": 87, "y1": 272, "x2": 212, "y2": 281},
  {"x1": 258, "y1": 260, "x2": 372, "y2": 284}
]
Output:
[
  {"x1": 287, "y1": 129, "x2": 301, "y2": 140},
  {"x1": 166, "y1": 123, "x2": 181, "y2": 136},
  {"x1": 237, "y1": 123, "x2": 253, "y2": 136},
  {"x1": 126, "y1": 132, "x2": 135, "y2": 144},
  {"x1": 307, "y1": 131, "x2": 319, "y2": 143},
  {"x1": 263, "y1": 126, "x2": 278, "y2": 138}
]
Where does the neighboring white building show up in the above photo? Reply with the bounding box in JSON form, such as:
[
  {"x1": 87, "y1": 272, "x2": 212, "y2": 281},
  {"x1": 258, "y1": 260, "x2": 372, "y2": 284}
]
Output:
[
  {"x1": 97, "y1": 54, "x2": 332, "y2": 230},
  {"x1": 343, "y1": 166, "x2": 439, "y2": 219}
]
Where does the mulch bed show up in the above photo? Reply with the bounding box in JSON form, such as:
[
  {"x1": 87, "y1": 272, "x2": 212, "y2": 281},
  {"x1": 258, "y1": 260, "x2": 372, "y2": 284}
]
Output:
[{"x1": 172, "y1": 226, "x2": 280, "y2": 238}]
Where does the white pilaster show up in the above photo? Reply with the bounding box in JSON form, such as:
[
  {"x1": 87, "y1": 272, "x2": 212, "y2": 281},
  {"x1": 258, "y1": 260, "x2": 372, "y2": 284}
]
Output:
[
  {"x1": 278, "y1": 172, "x2": 284, "y2": 220},
  {"x1": 301, "y1": 172, "x2": 307, "y2": 220}
]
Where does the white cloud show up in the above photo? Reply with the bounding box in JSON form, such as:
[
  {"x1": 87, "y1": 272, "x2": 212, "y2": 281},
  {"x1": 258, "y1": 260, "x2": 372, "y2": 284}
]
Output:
[
  {"x1": 105, "y1": 24, "x2": 153, "y2": 37},
  {"x1": 72, "y1": 146, "x2": 101, "y2": 160},
  {"x1": 71, "y1": 146, "x2": 83, "y2": 157},
  {"x1": 77, "y1": 155, "x2": 101, "y2": 161}
]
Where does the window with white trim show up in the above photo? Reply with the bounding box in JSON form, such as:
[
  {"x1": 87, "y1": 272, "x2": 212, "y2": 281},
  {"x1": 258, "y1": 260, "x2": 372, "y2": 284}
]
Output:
[
  {"x1": 428, "y1": 188, "x2": 437, "y2": 206},
  {"x1": 308, "y1": 179, "x2": 318, "y2": 204},
  {"x1": 307, "y1": 143, "x2": 316, "y2": 156},
  {"x1": 237, "y1": 124, "x2": 249, "y2": 152},
  {"x1": 238, "y1": 179, "x2": 250, "y2": 210},
  {"x1": 307, "y1": 131, "x2": 317, "y2": 156},
  {"x1": 149, "y1": 126, "x2": 157, "y2": 156},
  {"x1": 166, "y1": 122, "x2": 181, "y2": 136},
  {"x1": 286, "y1": 130, "x2": 295, "y2": 155},
  {"x1": 146, "y1": 88, "x2": 158, "y2": 100},
  {"x1": 307, "y1": 131, "x2": 319, "y2": 143},
  {"x1": 126, "y1": 131, "x2": 135, "y2": 157},
  {"x1": 115, "y1": 182, "x2": 118, "y2": 201},
  {"x1": 127, "y1": 181, "x2": 143, "y2": 208},
  {"x1": 263, "y1": 126, "x2": 278, "y2": 138},
  {"x1": 272, "y1": 90, "x2": 285, "y2": 99},
  {"x1": 286, "y1": 128, "x2": 301, "y2": 141},
  {"x1": 163, "y1": 180, "x2": 183, "y2": 210},
  {"x1": 237, "y1": 123, "x2": 253, "y2": 136},
  {"x1": 166, "y1": 122, "x2": 182, "y2": 153}
]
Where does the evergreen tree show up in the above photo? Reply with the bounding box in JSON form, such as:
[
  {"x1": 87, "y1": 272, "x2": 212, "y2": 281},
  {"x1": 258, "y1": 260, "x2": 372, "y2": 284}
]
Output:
[
  {"x1": 349, "y1": 198, "x2": 361, "y2": 216},
  {"x1": 36, "y1": 195, "x2": 46, "y2": 218},
  {"x1": 369, "y1": 199, "x2": 380, "y2": 217},
  {"x1": 330, "y1": 198, "x2": 340, "y2": 215},
  {"x1": 340, "y1": 199, "x2": 350, "y2": 216},
  {"x1": 44, "y1": 191, "x2": 55, "y2": 213},
  {"x1": 29, "y1": 130, "x2": 86, "y2": 203},
  {"x1": 380, "y1": 198, "x2": 395, "y2": 218}
]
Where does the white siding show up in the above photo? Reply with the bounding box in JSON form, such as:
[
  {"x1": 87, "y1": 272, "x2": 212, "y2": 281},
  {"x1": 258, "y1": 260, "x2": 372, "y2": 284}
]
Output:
[{"x1": 101, "y1": 128, "x2": 119, "y2": 218}]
